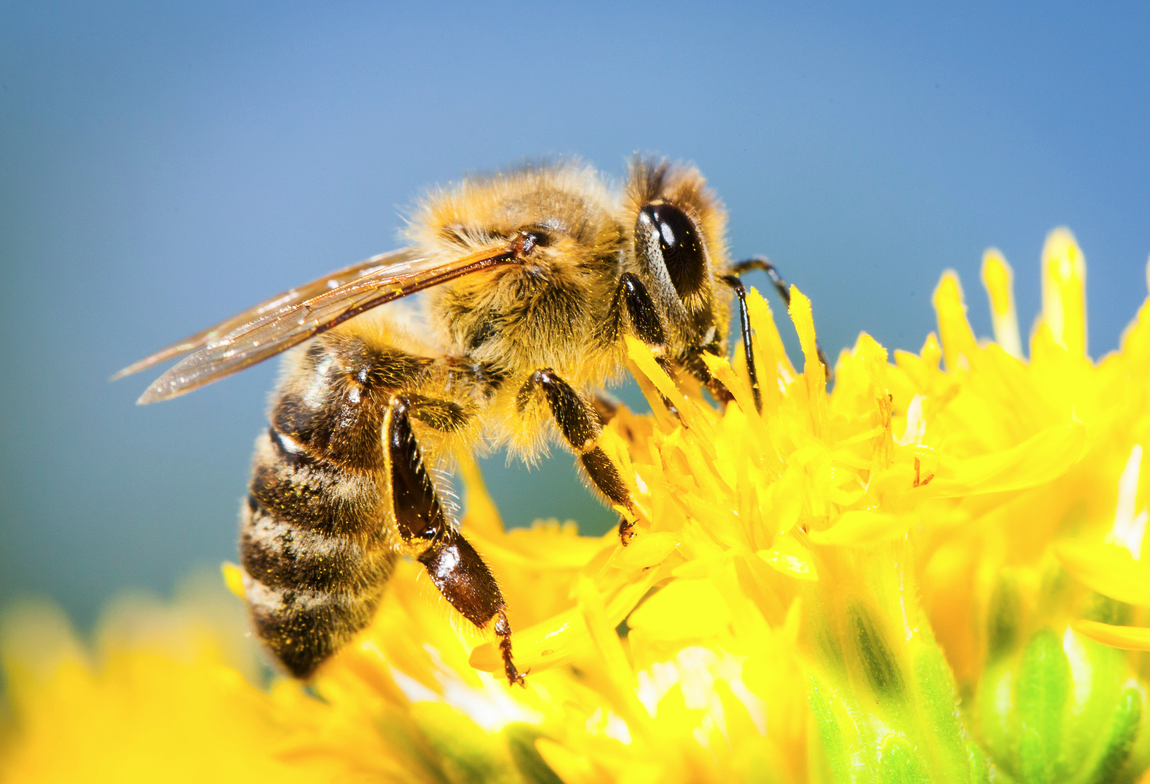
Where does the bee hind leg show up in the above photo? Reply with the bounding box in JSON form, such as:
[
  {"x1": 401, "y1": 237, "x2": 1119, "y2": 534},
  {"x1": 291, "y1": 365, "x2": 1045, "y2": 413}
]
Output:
[
  {"x1": 516, "y1": 370, "x2": 638, "y2": 545},
  {"x1": 418, "y1": 535, "x2": 524, "y2": 687},
  {"x1": 384, "y1": 396, "x2": 524, "y2": 686}
]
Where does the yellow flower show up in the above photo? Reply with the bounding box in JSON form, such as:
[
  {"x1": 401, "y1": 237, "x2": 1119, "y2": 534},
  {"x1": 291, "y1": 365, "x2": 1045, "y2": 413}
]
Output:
[{"x1": 4, "y1": 228, "x2": 1150, "y2": 782}]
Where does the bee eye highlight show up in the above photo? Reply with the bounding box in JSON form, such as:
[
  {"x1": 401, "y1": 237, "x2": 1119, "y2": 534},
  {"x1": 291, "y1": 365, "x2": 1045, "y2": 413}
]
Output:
[{"x1": 637, "y1": 203, "x2": 707, "y2": 299}]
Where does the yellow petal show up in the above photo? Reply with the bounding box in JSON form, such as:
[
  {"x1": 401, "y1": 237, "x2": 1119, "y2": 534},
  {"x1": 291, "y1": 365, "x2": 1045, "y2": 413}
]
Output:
[
  {"x1": 783, "y1": 596, "x2": 803, "y2": 645},
  {"x1": 788, "y1": 286, "x2": 824, "y2": 387},
  {"x1": 468, "y1": 571, "x2": 660, "y2": 674},
  {"x1": 625, "y1": 336, "x2": 712, "y2": 437},
  {"x1": 221, "y1": 563, "x2": 245, "y2": 600},
  {"x1": 757, "y1": 531, "x2": 818, "y2": 581},
  {"x1": 468, "y1": 525, "x2": 607, "y2": 570},
  {"x1": 980, "y1": 248, "x2": 1023, "y2": 359},
  {"x1": 469, "y1": 611, "x2": 583, "y2": 675},
  {"x1": 788, "y1": 288, "x2": 829, "y2": 438},
  {"x1": 1040, "y1": 227, "x2": 1087, "y2": 356},
  {"x1": 456, "y1": 451, "x2": 504, "y2": 536},
  {"x1": 1053, "y1": 541, "x2": 1150, "y2": 606},
  {"x1": 626, "y1": 578, "x2": 733, "y2": 639},
  {"x1": 746, "y1": 286, "x2": 796, "y2": 389},
  {"x1": 921, "y1": 332, "x2": 942, "y2": 371},
  {"x1": 609, "y1": 531, "x2": 679, "y2": 570},
  {"x1": 810, "y1": 510, "x2": 914, "y2": 547},
  {"x1": 927, "y1": 422, "x2": 1087, "y2": 497},
  {"x1": 1071, "y1": 620, "x2": 1150, "y2": 651},
  {"x1": 702, "y1": 353, "x2": 771, "y2": 449},
  {"x1": 932, "y1": 272, "x2": 977, "y2": 373}
]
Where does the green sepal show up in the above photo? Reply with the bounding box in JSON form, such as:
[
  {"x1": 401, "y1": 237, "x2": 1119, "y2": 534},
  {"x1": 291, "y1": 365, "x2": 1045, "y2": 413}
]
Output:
[
  {"x1": 807, "y1": 673, "x2": 859, "y2": 784},
  {"x1": 1015, "y1": 628, "x2": 1070, "y2": 784},
  {"x1": 807, "y1": 612, "x2": 986, "y2": 782},
  {"x1": 973, "y1": 657, "x2": 1013, "y2": 768},
  {"x1": 966, "y1": 742, "x2": 1008, "y2": 784},
  {"x1": 1082, "y1": 686, "x2": 1142, "y2": 784},
  {"x1": 972, "y1": 627, "x2": 1150, "y2": 783},
  {"x1": 909, "y1": 639, "x2": 972, "y2": 778},
  {"x1": 850, "y1": 605, "x2": 904, "y2": 699},
  {"x1": 878, "y1": 734, "x2": 930, "y2": 784}
]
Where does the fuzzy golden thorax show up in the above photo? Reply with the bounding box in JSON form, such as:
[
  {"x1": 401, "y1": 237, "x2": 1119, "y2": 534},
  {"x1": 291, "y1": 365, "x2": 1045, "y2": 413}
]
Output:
[{"x1": 411, "y1": 163, "x2": 626, "y2": 385}]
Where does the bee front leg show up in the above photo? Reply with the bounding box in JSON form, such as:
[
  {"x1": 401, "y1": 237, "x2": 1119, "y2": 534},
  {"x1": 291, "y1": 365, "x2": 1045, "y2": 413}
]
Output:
[
  {"x1": 516, "y1": 370, "x2": 638, "y2": 545},
  {"x1": 616, "y1": 272, "x2": 667, "y2": 349},
  {"x1": 601, "y1": 272, "x2": 690, "y2": 421},
  {"x1": 383, "y1": 396, "x2": 524, "y2": 686},
  {"x1": 730, "y1": 257, "x2": 834, "y2": 386},
  {"x1": 720, "y1": 274, "x2": 763, "y2": 412}
]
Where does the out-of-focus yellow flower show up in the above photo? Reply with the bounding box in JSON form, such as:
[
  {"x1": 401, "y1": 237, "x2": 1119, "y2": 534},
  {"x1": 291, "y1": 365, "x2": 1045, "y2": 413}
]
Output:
[
  {"x1": 4, "y1": 227, "x2": 1150, "y2": 782},
  {"x1": 0, "y1": 577, "x2": 366, "y2": 783}
]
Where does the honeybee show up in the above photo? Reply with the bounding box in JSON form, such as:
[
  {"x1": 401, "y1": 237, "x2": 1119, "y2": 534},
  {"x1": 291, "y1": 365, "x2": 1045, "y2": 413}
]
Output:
[{"x1": 116, "y1": 158, "x2": 824, "y2": 687}]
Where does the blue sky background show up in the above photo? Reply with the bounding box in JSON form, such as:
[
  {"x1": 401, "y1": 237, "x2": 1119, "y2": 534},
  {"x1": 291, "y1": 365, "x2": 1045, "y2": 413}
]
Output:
[{"x1": 2, "y1": 1, "x2": 1148, "y2": 631}]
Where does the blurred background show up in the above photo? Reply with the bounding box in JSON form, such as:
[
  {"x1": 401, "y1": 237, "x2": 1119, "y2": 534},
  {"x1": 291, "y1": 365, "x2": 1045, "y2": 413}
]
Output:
[{"x1": 2, "y1": 1, "x2": 1149, "y2": 634}]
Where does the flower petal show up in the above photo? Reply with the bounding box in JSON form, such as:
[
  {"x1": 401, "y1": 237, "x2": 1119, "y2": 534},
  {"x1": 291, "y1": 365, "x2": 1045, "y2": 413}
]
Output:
[
  {"x1": 757, "y1": 531, "x2": 818, "y2": 581},
  {"x1": 933, "y1": 272, "x2": 977, "y2": 373},
  {"x1": 468, "y1": 571, "x2": 661, "y2": 675},
  {"x1": 1070, "y1": 620, "x2": 1150, "y2": 651},
  {"x1": 626, "y1": 578, "x2": 733, "y2": 640},
  {"x1": 1053, "y1": 541, "x2": 1150, "y2": 606},
  {"x1": 980, "y1": 248, "x2": 1022, "y2": 359},
  {"x1": 1040, "y1": 227, "x2": 1087, "y2": 356},
  {"x1": 810, "y1": 510, "x2": 913, "y2": 547},
  {"x1": 927, "y1": 422, "x2": 1087, "y2": 497}
]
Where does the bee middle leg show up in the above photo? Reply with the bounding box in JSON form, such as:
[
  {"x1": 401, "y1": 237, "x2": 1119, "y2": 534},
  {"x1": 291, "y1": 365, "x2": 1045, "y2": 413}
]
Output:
[
  {"x1": 516, "y1": 369, "x2": 638, "y2": 545},
  {"x1": 384, "y1": 396, "x2": 524, "y2": 686}
]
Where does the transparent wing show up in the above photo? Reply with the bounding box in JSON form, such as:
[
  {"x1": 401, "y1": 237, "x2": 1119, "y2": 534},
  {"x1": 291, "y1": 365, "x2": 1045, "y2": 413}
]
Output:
[
  {"x1": 113, "y1": 249, "x2": 419, "y2": 381},
  {"x1": 126, "y1": 244, "x2": 520, "y2": 404}
]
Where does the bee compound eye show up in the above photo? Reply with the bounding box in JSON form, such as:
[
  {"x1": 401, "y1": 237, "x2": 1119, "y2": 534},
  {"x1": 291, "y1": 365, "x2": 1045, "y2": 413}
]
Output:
[{"x1": 637, "y1": 203, "x2": 707, "y2": 299}]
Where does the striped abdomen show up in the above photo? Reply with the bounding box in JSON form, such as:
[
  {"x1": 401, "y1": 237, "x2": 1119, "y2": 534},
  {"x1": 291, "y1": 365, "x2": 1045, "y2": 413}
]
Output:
[{"x1": 240, "y1": 338, "x2": 423, "y2": 678}]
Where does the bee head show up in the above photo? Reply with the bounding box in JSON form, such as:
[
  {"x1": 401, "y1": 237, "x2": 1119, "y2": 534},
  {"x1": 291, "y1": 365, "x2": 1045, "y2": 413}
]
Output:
[{"x1": 625, "y1": 159, "x2": 729, "y2": 350}]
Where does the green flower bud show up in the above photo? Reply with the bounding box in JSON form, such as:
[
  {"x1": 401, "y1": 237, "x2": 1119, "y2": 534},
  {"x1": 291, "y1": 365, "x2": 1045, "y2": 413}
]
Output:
[{"x1": 973, "y1": 626, "x2": 1150, "y2": 783}]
